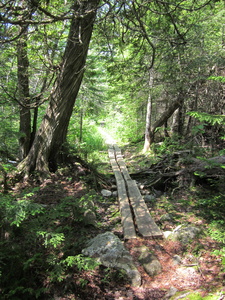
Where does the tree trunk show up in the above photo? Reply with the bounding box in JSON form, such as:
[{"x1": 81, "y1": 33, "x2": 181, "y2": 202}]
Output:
[
  {"x1": 79, "y1": 108, "x2": 83, "y2": 143},
  {"x1": 149, "y1": 92, "x2": 184, "y2": 143},
  {"x1": 18, "y1": 0, "x2": 100, "y2": 179},
  {"x1": 17, "y1": 27, "x2": 31, "y2": 160},
  {"x1": 143, "y1": 69, "x2": 154, "y2": 152}
]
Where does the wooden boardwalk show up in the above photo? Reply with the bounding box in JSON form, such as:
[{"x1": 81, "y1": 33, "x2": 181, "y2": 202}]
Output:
[{"x1": 108, "y1": 144, "x2": 163, "y2": 240}]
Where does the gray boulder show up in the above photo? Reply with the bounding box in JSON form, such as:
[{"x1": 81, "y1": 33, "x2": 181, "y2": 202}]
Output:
[
  {"x1": 165, "y1": 225, "x2": 201, "y2": 244},
  {"x1": 82, "y1": 232, "x2": 141, "y2": 286},
  {"x1": 101, "y1": 189, "x2": 112, "y2": 197},
  {"x1": 83, "y1": 209, "x2": 97, "y2": 226},
  {"x1": 137, "y1": 246, "x2": 162, "y2": 277},
  {"x1": 143, "y1": 194, "x2": 156, "y2": 202}
]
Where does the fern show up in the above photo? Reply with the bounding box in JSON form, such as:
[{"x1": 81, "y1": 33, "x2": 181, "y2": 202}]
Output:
[
  {"x1": 208, "y1": 75, "x2": 225, "y2": 83},
  {"x1": 187, "y1": 111, "x2": 225, "y2": 125}
]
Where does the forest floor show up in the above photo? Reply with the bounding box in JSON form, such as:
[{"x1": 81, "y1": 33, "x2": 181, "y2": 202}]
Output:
[{"x1": 3, "y1": 142, "x2": 225, "y2": 299}]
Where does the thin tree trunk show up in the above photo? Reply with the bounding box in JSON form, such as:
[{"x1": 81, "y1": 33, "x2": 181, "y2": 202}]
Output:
[
  {"x1": 79, "y1": 108, "x2": 83, "y2": 143},
  {"x1": 17, "y1": 27, "x2": 31, "y2": 160},
  {"x1": 150, "y1": 92, "x2": 184, "y2": 143},
  {"x1": 18, "y1": 0, "x2": 100, "y2": 179},
  {"x1": 143, "y1": 69, "x2": 154, "y2": 152}
]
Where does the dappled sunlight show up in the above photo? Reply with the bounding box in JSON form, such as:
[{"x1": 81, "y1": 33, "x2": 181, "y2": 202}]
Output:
[{"x1": 97, "y1": 126, "x2": 117, "y2": 145}]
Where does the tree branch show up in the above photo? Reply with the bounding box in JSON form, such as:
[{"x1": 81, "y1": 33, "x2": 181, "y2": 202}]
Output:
[{"x1": 131, "y1": 2, "x2": 156, "y2": 69}]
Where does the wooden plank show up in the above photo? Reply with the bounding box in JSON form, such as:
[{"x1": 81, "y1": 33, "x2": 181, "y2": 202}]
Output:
[
  {"x1": 116, "y1": 157, "x2": 131, "y2": 180},
  {"x1": 113, "y1": 145, "x2": 131, "y2": 180},
  {"x1": 108, "y1": 152, "x2": 136, "y2": 240},
  {"x1": 126, "y1": 179, "x2": 163, "y2": 238},
  {"x1": 116, "y1": 178, "x2": 136, "y2": 240},
  {"x1": 113, "y1": 144, "x2": 122, "y2": 157},
  {"x1": 108, "y1": 147, "x2": 115, "y2": 160},
  {"x1": 109, "y1": 145, "x2": 131, "y2": 180},
  {"x1": 108, "y1": 144, "x2": 162, "y2": 239}
]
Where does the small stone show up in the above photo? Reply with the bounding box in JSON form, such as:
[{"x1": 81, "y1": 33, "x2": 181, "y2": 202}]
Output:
[
  {"x1": 101, "y1": 189, "x2": 112, "y2": 197},
  {"x1": 111, "y1": 185, "x2": 117, "y2": 190},
  {"x1": 112, "y1": 191, "x2": 118, "y2": 197},
  {"x1": 172, "y1": 255, "x2": 182, "y2": 265},
  {"x1": 163, "y1": 231, "x2": 172, "y2": 239},
  {"x1": 138, "y1": 246, "x2": 162, "y2": 277},
  {"x1": 139, "y1": 184, "x2": 145, "y2": 190},
  {"x1": 163, "y1": 286, "x2": 178, "y2": 299},
  {"x1": 83, "y1": 209, "x2": 97, "y2": 226},
  {"x1": 154, "y1": 189, "x2": 163, "y2": 197},
  {"x1": 144, "y1": 194, "x2": 155, "y2": 202}
]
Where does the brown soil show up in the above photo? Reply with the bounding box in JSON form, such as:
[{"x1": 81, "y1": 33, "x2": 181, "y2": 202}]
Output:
[{"x1": 6, "y1": 153, "x2": 225, "y2": 300}]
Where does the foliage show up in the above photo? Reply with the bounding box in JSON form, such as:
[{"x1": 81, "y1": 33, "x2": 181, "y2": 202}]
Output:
[
  {"x1": 0, "y1": 109, "x2": 19, "y2": 160},
  {"x1": 208, "y1": 221, "x2": 225, "y2": 270},
  {"x1": 196, "y1": 191, "x2": 225, "y2": 218},
  {"x1": 208, "y1": 76, "x2": 225, "y2": 83},
  {"x1": 188, "y1": 111, "x2": 225, "y2": 126},
  {"x1": 68, "y1": 119, "x2": 105, "y2": 160},
  {"x1": 179, "y1": 291, "x2": 222, "y2": 300},
  {"x1": 152, "y1": 135, "x2": 185, "y2": 156},
  {"x1": 0, "y1": 188, "x2": 100, "y2": 299},
  {"x1": 62, "y1": 254, "x2": 99, "y2": 271},
  {"x1": 1, "y1": 0, "x2": 225, "y2": 298}
]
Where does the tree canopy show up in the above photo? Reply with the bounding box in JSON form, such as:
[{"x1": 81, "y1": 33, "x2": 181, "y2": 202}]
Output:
[
  {"x1": 1, "y1": 1, "x2": 225, "y2": 299},
  {"x1": 0, "y1": 0, "x2": 225, "y2": 174}
]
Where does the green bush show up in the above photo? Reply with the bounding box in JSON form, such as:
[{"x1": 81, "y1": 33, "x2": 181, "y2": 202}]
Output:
[
  {"x1": 0, "y1": 190, "x2": 99, "y2": 299},
  {"x1": 68, "y1": 120, "x2": 105, "y2": 160}
]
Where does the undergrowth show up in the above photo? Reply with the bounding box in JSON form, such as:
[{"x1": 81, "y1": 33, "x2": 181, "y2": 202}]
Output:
[{"x1": 0, "y1": 187, "x2": 100, "y2": 299}]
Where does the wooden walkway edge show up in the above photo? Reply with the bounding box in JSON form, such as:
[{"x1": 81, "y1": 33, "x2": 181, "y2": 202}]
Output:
[{"x1": 108, "y1": 144, "x2": 163, "y2": 240}]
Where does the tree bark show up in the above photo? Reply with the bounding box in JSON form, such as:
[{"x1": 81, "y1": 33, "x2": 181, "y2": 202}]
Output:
[
  {"x1": 143, "y1": 69, "x2": 154, "y2": 152},
  {"x1": 18, "y1": 0, "x2": 100, "y2": 179},
  {"x1": 17, "y1": 27, "x2": 31, "y2": 160},
  {"x1": 149, "y1": 92, "x2": 184, "y2": 143}
]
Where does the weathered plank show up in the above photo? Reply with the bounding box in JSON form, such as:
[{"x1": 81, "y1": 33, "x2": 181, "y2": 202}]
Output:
[
  {"x1": 108, "y1": 148, "x2": 136, "y2": 240},
  {"x1": 126, "y1": 179, "x2": 163, "y2": 238},
  {"x1": 108, "y1": 144, "x2": 162, "y2": 239},
  {"x1": 116, "y1": 158, "x2": 131, "y2": 180},
  {"x1": 113, "y1": 145, "x2": 131, "y2": 180},
  {"x1": 108, "y1": 147, "x2": 115, "y2": 160},
  {"x1": 116, "y1": 177, "x2": 136, "y2": 239}
]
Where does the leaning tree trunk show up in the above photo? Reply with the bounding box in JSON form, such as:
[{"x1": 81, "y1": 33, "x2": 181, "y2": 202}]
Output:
[
  {"x1": 149, "y1": 92, "x2": 184, "y2": 144},
  {"x1": 18, "y1": 0, "x2": 100, "y2": 179}
]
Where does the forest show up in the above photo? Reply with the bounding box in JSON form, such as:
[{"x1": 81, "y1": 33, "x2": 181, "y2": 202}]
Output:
[{"x1": 0, "y1": 0, "x2": 225, "y2": 299}]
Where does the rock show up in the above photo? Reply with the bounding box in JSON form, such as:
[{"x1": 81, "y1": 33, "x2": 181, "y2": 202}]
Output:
[
  {"x1": 101, "y1": 189, "x2": 112, "y2": 197},
  {"x1": 172, "y1": 255, "x2": 182, "y2": 265},
  {"x1": 144, "y1": 194, "x2": 156, "y2": 202},
  {"x1": 83, "y1": 209, "x2": 97, "y2": 226},
  {"x1": 138, "y1": 184, "x2": 145, "y2": 190},
  {"x1": 153, "y1": 189, "x2": 163, "y2": 197},
  {"x1": 138, "y1": 246, "x2": 162, "y2": 277},
  {"x1": 164, "y1": 225, "x2": 201, "y2": 245},
  {"x1": 163, "y1": 231, "x2": 172, "y2": 239},
  {"x1": 170, "y1": 225, "x2": 201, "y2": 244},
  {"x1": 112, "y1": 191, "x2": 118, "y2": 197},
  {"x1": 82, "y1": 232, "x2": 141, "y2": 287},
  {"x1": 111, "y1": 185, "x2": 117, "y2": 190},
  {"x1": 163, "y1": 286, "x2": 178, "y2": 299}
]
